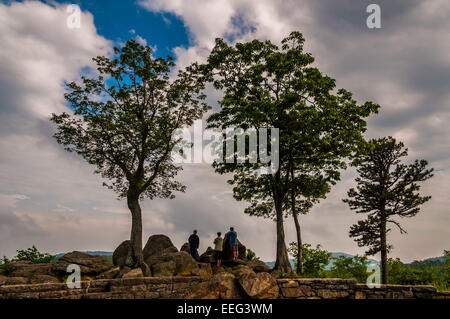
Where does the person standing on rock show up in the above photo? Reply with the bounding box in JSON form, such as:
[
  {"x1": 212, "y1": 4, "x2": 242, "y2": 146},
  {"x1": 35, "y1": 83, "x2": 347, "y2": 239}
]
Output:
[
  {"x1": 213, "y1": 232, "x2": 223, "y2": 267},
  {"x1": 188, "y1": 230, "x2": 200, "y2": 261},
  {"x1": 226, "y1": 227, "x2": 238, "y2": 261}
]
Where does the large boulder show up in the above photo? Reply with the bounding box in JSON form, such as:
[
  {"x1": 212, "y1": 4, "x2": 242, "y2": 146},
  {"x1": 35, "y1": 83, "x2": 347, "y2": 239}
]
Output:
[
  {"x1": 248, "y1": 259, "x2": 271, "y2": 273},
  {"x1": 52, "y1": 251, "x2": 113, "y2": 275},
  {"x1": 222, "y1": 236, "x2": 246, "y2": 261},
  {"x1": 233, "y1": 265, "x2": 279, "y2": 299},
  {"x1": 112, "y1": 240, "x2": 133, "y2": 268},
  {"x1": 122, "y1": 268, "x2": 143, "y2": 278},
  {"x1": 189, "y1": 273, "x2": 245, "y2": 299},
  {"x1": 180, "y1": 242, "x2": 190, "y2": 253},
  {"x1": 152, "y1": 261, "x2": 177, "y2": 277},
  {"x1": 7, "y1": 261, "x2": 54, "y2": 277},
  {"x1": 199, "y1": 247, "x2": 215, "y2": 263},
  {"x1": 96, "y1": 267, "x2": 121, "y2": 279},
  {"x1": 146, "y1": 251, "x2": 201, "y2": 277},
  {"x1": 143, "y1": 234, "x2": 178, "y2": 260}
]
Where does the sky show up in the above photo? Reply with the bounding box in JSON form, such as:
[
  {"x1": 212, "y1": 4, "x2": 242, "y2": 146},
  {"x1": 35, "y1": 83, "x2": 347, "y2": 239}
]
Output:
[{"x1": 0, "y1": 0, "x2": 449, "y2": 262}]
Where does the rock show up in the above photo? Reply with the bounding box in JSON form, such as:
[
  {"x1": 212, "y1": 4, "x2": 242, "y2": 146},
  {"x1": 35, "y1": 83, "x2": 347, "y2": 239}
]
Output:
[
  {"x1": 190, "y1": 273, "x2": 244, "y2": 299},
  {"x1": 152, "y1": 261, "x2": 176, "y2": 277},
  {"x1": 146, "y1": 252, "x2": 201, "y2": 277},
  {"x1": 233, "y1": 265, "x2": 279, "y2": 299},
  {"x1": 180, "y1": 242, "x2": 190, "y2": 253},
  {"x1": 113, "y1": 240, "x2": 133, "y2": 268},
  {"x1": 122, "y1": 268, "x2": 143, "y2": 278},
  {"x1": 52, "y1": 251, "x2": 114, "y2": 275},
  {"x1": 248, "y1": 259, "x2": 271, "y2": 273},
  {"x1": 199, "y1": 247, "x2": 215, "y2": 263},
  {"x1": 8, "y1": 261, "x2": 54, "y2": 277},
  {"x1": 96, "y1": 267, "x2": 121, "y2": 279},
  {"x1": 195, "y1": 263, "x2": 213, "y2": 278},
  {"x1": 143, "y1": 234, "x2": 178, "y2": 260},
  {"x1": 29, "y1": 275, "x2": 60, "y2": 284},
  {"x1": 0, "y1": 276, "x2": 28, "y2": 286},
  {"x1": 222, "y1": 236, "x2": 246, "y2": 261}
]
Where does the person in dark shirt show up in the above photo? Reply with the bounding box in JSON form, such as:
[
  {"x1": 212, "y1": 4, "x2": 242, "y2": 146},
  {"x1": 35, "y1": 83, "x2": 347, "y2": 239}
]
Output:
[
  {"x1": 188, "y1": 230, "x2": 200, "y2": 261},
  {"x1": 226, "y1": 227, "x2": 238, "y2": 261}
]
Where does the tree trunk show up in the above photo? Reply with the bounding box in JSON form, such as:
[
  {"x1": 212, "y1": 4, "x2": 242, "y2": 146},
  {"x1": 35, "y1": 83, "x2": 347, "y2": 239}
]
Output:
[
  {"x1": 290, "y1": 156, "x2": 302, "y2": 274},
  {"x1": 273, "y1": 198, "x2": 292, "y2": 274},
  {"x1": 380, "y1": 214, "x2": 388, "y2": 284},
  {"x1": 127, "y1": 191, "x2": 150, "y2": 276},
  {"x1": 292, "y1": 211, "x2": 302, "y2": 275}
]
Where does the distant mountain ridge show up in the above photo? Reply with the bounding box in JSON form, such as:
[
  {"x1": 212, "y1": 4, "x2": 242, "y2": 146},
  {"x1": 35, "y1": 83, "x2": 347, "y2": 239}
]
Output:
[{"x1": 54, "y1": 251, "x2": 113, "y2": 259}]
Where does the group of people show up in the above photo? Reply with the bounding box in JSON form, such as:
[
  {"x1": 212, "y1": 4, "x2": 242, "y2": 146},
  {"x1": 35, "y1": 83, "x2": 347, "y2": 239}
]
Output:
[{"x1": 188, "y1": 227, "x2": 239, "y2": 266}]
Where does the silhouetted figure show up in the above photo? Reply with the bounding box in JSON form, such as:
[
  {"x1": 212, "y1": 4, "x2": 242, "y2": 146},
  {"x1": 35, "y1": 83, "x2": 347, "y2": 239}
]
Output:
[
  {"x1": 226, "y1": 227, "x2": 238, "y2": 261},
  {"x1": 213, "y1": 232, "x2": 223, "y2": 267},
  {"x1": 188, "y1": 230, "x2": 199, "y2": 261}
]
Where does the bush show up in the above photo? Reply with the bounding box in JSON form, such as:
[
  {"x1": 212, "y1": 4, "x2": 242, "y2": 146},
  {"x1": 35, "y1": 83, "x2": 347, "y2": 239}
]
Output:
[
  {"x1": 288, "y1": 242, "x2": 331, "y2": 277},
  {"x1": 2, "y1": 246, "x2": 55, "y2": 266},
  {"x1": 329, "y1": 255, "x2": 369, "y2": 283},
  {"x1": 246, "y1": 249, "x2": 260, "y2": 261},
  {"x1": 0, "y1": 256, "x2": 12, "y2": 276}
]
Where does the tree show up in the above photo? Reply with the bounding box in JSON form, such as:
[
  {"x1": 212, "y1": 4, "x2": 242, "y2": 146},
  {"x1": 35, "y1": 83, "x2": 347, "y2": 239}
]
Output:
[
  {"x1": 343, "y1": 136, "x2": 433, "y2": 284},
  {"x1": 288, "y1": 242, "x2": 331, "y2": 277},
  {"x1": 51, "y1": 40, "x2": 209, "y2": 275},
  {"x1": 204, "y1": 31, "x2": 379, "y2": 272},
  {"x1": 329, "y1": 255, "x2": 369, "y2": 283}
]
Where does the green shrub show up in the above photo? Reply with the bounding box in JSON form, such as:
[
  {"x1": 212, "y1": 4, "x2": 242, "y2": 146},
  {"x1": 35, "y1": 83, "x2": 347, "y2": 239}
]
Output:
[{"x1": 246, "y1": 249, "x2": 260, "y2": 261}]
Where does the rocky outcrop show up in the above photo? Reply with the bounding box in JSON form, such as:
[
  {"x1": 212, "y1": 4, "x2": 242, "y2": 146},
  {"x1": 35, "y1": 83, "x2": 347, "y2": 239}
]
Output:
[
  {"x1": 180, "y1": 243, "x2": 190, "y2": 253},
  {"x1": 142, "y1": 235, "x2": 178, "y2": 260},
  {"x1": 145, "y1": 251, "x2": 204, "y2": 277},
  {"x1": 190, "y1": 273, "x2": 245, "y2": 299},
  {"x1": 96, "y1": 267, "x2": 121, "y2": 279},
  {"x1": 199, "y1": 247, "x2": 215, "y2": 263},
  {"x1": 233, "y1": 265, "x2": 279, "y2": 299},
  {"x1": 52, "y1": 251, "x2": 113, "y2": 275},
  {"x1": 248, "y1": 259, "x2": 271, "y2": 273},
  {"x1": 222, "y1": 238, "x2": 246, "y2": 261},
  {"x1": 7, "y1": 261, "x2": 54, "y2": 277},
  {"x1": 112, "y1": 240, "x2": 133, "y2": 268}
]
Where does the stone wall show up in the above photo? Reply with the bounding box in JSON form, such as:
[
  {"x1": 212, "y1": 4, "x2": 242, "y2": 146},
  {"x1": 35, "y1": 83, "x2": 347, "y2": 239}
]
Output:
[
  {"x1": 0, "y1": 277, "x2": 449, "y2": 299},
  {"x1": 277, "y1": 278, "x2": 450, "y2": 299}
]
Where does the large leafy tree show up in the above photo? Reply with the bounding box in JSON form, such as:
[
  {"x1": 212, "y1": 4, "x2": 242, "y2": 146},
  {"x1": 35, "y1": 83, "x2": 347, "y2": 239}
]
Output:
[
  {"x1": 344, "y1": 136, "x2": 433, "y2": 284},
  {"x1": 204, "y1": 31, "x2": 379, "y2": 273},
  {"x1": 51, "y1": 40, "x2": 209, "y2": 274}
]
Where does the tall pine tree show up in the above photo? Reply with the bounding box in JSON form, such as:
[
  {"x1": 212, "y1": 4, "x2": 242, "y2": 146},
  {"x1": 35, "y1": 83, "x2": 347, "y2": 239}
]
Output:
[{"x1": 344, "y1": 136, "x2": 433, "y2": 284}]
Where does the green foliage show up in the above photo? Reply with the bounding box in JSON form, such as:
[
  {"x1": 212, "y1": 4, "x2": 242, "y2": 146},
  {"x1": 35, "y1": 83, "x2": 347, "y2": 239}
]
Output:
[
  {"x1": 51, "y1": 39, "x2": 210, "y2": 200},
  {"x1": 0, "y1": 246, "x2": 55, "y2": 273},
  {"x1": 388, "y1": 258, "x2": 435, "y2": 285},
  {"x1": 288, "y1": 242, "x2": 331, "y2": 277},
  {"x1": 0, "y1": 256, "x2": 12, "y2": 276},
  {"x1": 14, "y1": 246, "x2": 55, "y2": 264},
  {"x1": 387, "y1": 251, "x2": 450, "y2": 291},
  {"x1": 246, "y1": 249, "x2": 260, "y2": 261},
  {"x1": 203, "y1": 31, "x2": 379, "y2": 270},
  {"x1": 344, "y1": 137, "x2": 434, "y2": 256},
  {"x1": 329, "y1": 255, "x2": 369, "y2": 283}
]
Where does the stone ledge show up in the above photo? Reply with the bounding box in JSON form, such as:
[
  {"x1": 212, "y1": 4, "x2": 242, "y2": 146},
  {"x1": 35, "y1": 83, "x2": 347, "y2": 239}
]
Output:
[{"x1": 0, "y1": 277, "x2": 448, "y2": 299}]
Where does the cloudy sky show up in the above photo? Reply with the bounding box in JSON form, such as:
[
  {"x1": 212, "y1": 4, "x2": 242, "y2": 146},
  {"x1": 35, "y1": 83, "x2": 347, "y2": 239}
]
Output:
[{"x1": 0, "y1": 0, "x2": 449, "y2": 262}]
